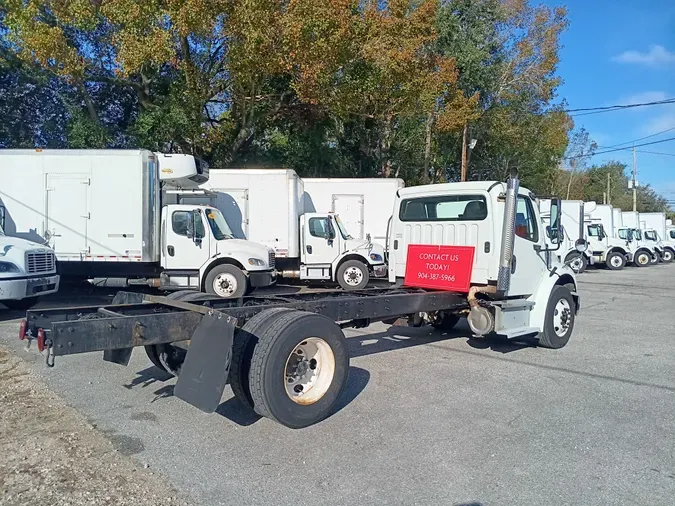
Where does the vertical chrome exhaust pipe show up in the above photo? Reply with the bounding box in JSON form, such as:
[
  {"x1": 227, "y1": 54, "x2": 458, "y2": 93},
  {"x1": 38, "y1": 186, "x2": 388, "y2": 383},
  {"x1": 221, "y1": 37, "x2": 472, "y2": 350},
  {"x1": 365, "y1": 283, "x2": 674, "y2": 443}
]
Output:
[{"x1": 497, "y1": 169, "x2": 519, "y2": 296}]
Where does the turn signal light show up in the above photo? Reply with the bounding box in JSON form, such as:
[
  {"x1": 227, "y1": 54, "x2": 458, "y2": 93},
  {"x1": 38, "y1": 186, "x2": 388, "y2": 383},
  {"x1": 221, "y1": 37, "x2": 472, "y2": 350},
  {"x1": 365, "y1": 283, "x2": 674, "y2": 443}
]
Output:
[
  {"x1": 37, "y1": 328, "x2": 46, "y2": 352},
  {"x1": 19, "y1": 320, "x2": 27, "y2": 340}
]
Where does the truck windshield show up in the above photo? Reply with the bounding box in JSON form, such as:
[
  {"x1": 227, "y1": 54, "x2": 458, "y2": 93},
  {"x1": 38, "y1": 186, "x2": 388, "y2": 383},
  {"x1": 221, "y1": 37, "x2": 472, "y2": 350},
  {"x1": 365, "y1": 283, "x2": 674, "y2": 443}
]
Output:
[
  {"x1": 334, "y1": 215, "x2": 352, "y2": 240},
  {"x1": 205, "y1": 208, "x2": 234, "y2": 240}
]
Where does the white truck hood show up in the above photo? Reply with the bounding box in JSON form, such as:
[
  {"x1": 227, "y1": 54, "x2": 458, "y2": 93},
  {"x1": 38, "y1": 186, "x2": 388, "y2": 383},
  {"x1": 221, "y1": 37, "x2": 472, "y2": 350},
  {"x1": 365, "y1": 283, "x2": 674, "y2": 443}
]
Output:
[
  {"x1": 216, "y1": 239, "x2": 272, "y2": 265},
  {"x1": 0, "y1": 235, "x2": 49, "y2": 265}
]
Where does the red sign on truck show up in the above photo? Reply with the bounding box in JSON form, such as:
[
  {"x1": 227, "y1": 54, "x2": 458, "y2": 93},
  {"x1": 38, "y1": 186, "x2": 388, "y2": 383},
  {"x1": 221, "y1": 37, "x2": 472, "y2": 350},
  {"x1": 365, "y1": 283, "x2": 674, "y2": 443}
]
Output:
[{"x1": 403, "y1": 244, "x2": 475, "y2": 292}]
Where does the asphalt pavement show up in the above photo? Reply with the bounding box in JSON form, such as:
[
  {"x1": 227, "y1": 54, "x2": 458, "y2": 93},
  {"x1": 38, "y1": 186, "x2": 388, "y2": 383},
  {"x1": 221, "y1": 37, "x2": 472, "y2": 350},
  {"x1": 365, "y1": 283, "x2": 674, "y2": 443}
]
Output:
[{"x1": 1, "y1": 267, "x2": 674, "y2": 506}]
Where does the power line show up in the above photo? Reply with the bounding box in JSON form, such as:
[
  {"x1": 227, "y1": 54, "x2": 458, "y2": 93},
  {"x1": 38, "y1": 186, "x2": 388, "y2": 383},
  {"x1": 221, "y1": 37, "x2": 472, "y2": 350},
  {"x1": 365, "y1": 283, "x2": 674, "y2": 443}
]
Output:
[
  {"x1": 565, "y1": 136, "x2": 675, "y2": 160},
  {"x1": 565, "y1": 98, "x2": 675, "y2": 117},
  {"x1": 596, "y1": 126, "x2": 675, "y2": 150},
  {"x1": 637, "y1": 150, "x2": 675, "y2": 157}
]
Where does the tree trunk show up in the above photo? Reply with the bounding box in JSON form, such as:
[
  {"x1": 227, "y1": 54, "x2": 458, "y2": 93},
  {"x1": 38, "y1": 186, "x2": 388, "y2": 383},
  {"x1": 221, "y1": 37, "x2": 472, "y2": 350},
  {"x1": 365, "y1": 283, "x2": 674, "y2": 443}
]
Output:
[
  {"x1": 566, "y1": 171, "x2": 574, "y2": 200},
  {"x1": 79, "y1": 82, "x2": 99, "y2": 122},
  {"x1": 380, "y1": 114, "x2": 393, "y2": 177},
  {"x1": 421, "y1": 112, "x2": 433, "y2": 185}
]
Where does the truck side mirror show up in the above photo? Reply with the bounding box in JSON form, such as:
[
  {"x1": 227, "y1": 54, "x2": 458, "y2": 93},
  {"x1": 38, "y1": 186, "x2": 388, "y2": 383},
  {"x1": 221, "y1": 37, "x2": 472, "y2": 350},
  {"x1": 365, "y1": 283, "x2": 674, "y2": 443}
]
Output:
[
  {"x1": 0, "y1": 205, "x2": 5, "y2": 230},
  {"x1": 627, "y1": 230, "x2": 634, "y2": 242},
  {"x1": 188, "y1": 210, "x2": 203, "y2": 244},
  {"x1": 327, "y1": 219, "x2": 336, "y2": 240},
  {"x1": 548, "y1": 198, "x2": 562, "y2": 244}
]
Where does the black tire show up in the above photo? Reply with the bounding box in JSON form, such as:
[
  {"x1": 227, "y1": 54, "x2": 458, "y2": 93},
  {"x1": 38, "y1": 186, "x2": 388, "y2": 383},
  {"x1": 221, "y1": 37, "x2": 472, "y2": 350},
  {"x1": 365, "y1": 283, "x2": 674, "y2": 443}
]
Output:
[
  {"x1": 336, "y1": 259, "x2": 369, "y2": 290},
  {"x1": 633, "y1": 250, "x2": 651, "y2": 267},
  {"x1": 144, "y1": 291, "x2": 208, "y2": 374},
  {"x1": 565, "y1": 252, "x2": 587, "y2": 273},
  {"x1": 205, "y1": 264, "x2": 247, "y2": 298},
  {"x1": 229, "y1": 307, "x2": 295, "y2": 409},
  {"x1": 662, "y1": 248, "x2": 674, "y2": 263},
  {"x1": 431, "y1": 312, "x2": 461, "y2": 331},
  {"x1": 2, "y1": 297, "x2": 39, "y2": 311},
  {"x1": 248, "y1": 311, "x2": 349, "y2": 428},
  {"x1": 538, "y1": 285, "x2": 576, "y2": 349},
  {"x1": 651, "y1": 251, "x2": 661, "y2": 264},
  {"x1": 605, "y1": 251, "x2": 626, "y2": 270}
]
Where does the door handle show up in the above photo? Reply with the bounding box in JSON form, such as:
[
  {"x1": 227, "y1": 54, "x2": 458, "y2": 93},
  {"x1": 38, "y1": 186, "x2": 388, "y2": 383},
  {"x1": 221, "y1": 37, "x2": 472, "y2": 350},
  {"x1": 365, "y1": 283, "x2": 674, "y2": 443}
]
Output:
[
  {"x1": 168, "y1": 245, "x2": 175, "y2": 256},
  {"x1": 306, "y1": 245, "x2": 312, "y2": 254},
  {"x1": 394, "y1": 240, "x2": 398, "y2": 250}
]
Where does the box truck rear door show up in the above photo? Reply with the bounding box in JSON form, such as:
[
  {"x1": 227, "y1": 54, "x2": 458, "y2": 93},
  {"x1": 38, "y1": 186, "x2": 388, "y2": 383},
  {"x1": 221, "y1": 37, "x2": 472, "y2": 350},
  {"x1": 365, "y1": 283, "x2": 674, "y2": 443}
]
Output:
[
  {"x1": 46, "y1": 175, "x2": 89, "y2": 256},
  {"x1": 332, "y1": 194, "x2": 364, "y2": 240}
]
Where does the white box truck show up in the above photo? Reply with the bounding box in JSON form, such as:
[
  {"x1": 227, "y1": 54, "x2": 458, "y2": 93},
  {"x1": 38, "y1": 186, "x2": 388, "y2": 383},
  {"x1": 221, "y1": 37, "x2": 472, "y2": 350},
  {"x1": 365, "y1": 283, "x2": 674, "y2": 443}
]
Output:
[
  {"x1": 620, "y1": 211, "x2": 658, "y2": 265},
  {"x1": 301, "y1": 177, "x2": 405, "y2": 245},
  {"x1": 0, "y1": 149, "x2": 276, "y2": 298},
  {"x1": 0, "y1": 208, "x2": 60, "y2": 309},
  {"x1": 612, "y1": 207, "x2": 623, "y2": 238},
  {"x1": 197, "y1": 168, "x2": 387, "y2": 290},
  {"x1": 640, "y1": 212, "x2": 674, "y2": 262}
]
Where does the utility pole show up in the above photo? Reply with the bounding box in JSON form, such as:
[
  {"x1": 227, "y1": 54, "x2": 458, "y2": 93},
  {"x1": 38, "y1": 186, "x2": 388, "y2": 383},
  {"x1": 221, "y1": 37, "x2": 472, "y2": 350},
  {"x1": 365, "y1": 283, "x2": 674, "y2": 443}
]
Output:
[
  {"x1": 461, "y1": 123, "x2": 468, "y2": 182},
  {"x1": 603, "y1": 192, "x2": 607, "y2": 204},
  {"x1": 607, "y1": 172, "x2": 611, "y2": 205},
  {"x1": 632, "y1": 146, "x2": 637, "y2": 212}
]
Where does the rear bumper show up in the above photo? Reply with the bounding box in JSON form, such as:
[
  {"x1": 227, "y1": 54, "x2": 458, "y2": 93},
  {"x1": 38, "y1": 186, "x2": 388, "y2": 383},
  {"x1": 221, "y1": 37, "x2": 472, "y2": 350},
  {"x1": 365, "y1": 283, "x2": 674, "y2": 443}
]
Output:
[
  {"x1": 0, "y1": 274, "x2": 60, "y2": 301},
  {"x1": 249, "y1": 270, "x2": 277, "y2": 288}
]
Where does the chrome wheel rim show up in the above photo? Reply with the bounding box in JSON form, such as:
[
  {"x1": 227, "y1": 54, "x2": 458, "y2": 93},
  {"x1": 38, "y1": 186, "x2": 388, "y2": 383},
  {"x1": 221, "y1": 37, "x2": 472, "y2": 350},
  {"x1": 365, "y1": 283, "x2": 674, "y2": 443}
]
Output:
[
  {"x1": 610, "y1": 255, "x2": 622, "y2": 267},
  {"x1": 664, "y1": 251, "x2": 673, "y2": 261},
  {"x1": 638, "y1": 253, "x2": 649, "y2": 265},
  {"x1": 552, "y1": 298, "x2": 572, "y2": 337},
  {"x1": 284, "y1": 338, "x2": 335, "y2": 405},
  {"x1": 213, "y1": 273, "x2": 238, "y2": 297},
  {"x1": 343, "y1": 266, "x2": 364, "y2": 287},
  {"x1": 571, "y1": 257, "x2": 583, "y2": 272}
]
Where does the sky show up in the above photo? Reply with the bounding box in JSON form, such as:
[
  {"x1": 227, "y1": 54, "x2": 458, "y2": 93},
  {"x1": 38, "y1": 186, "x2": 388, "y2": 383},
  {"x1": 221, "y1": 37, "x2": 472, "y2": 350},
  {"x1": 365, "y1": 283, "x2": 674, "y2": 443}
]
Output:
[{"x1": 543, "y1": 0, "x2": 675, "y2": 202}]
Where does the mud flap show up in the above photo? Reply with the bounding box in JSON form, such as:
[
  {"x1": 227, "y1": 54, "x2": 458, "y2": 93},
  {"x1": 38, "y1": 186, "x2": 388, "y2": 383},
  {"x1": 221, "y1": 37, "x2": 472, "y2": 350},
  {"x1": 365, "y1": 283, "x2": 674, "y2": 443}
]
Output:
[
  {"x1": 173, "y1": 311, "x2": 236, "y2": 413},
  {"x1": 103, "y1": 348, "x2": 133, "y2": 365}
]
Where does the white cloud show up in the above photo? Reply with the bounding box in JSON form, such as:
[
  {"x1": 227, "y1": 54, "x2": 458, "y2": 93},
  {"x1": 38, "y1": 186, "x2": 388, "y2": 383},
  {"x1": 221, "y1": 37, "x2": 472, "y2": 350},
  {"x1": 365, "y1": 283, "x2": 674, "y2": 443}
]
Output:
[
  {"x1": 612, "y1": 45, "x2": 675, "y2": 66},
  {"x1": 618, "y1": 91, "x2": 668, "y2": 106},
  {"x1": 641, "y1": 112, "x2": 675, "y2": 135}
]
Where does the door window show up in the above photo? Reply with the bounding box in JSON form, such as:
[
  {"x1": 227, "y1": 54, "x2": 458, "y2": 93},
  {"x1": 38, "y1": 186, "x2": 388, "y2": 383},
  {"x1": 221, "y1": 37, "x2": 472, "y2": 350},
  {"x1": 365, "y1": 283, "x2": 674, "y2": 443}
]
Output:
[
  {"x1": 399, "y1": 195, "x2": 487, "y2": 222},
  {"x1": 670, "y1": 230, "x2": 675, "y2": 240},
  {"x1": 308, "y1": 217, "x2": 332, "y2": 239},
  {"x1": 172, "y1": 211, "x2": 205, "y2": 238},
  {"x1": 515, "y1": 196, "x2": 538, "y2": 242}
]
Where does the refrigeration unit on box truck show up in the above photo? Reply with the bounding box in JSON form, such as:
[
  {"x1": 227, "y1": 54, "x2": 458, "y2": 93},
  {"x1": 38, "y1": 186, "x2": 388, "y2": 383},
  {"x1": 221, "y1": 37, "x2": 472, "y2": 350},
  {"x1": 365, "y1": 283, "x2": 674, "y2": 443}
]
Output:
[
  {"x1": 301, "y1": 177, "x2": 404, "y2": 245},
  {"x1": 196, "y1": 168, "x2": 387, "y2": 290},
  {"x1": 0, "y1": 149, "x2": 276, "y2": 298},
  {"x1": 19, "y1": 170, "x2": 583, "y2": 429}
]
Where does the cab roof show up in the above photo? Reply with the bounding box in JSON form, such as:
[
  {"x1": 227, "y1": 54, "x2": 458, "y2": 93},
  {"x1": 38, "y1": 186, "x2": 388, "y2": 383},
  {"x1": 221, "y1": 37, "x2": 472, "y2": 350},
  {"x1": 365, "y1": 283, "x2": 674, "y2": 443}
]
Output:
[{"x1": 398, "y1": 181, "x2": 532, "y2": 197}]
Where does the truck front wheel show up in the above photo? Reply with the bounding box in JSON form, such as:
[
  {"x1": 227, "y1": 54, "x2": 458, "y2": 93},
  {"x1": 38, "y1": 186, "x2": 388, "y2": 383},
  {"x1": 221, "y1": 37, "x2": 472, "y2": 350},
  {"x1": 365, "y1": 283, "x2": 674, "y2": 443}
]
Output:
[
  {"x1": 605, "y1": 251, "x2": 626, "y2": 270},
  {"x1": 337, "y1": 260, "x2": 369, "y2": 290},
  {"x1": 248, "y1": 310, "x2": 349, "y2": 428},
  {"x1": 2, "y1": 297, "x2": 39, "y2": 311},
  {"x1": 538, "y1": 285, "x2": 576, "y2": 349},
  {"x1": 205, "y1": 264, "x2": 247, "y2": 298},
  {"x1": 662, "y1": 249, "x2": 674, "y2": 263},
  {"x1": 565, "y1": 252, "x2": 587, "y2": 273},
  {"x1": 634, "y1": 250, "x2": 651, "y2": 267}
]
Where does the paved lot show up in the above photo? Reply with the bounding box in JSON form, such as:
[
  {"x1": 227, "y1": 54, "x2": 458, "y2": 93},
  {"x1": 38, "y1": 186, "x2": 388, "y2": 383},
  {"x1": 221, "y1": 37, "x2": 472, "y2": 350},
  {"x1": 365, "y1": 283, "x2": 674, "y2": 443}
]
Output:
[{"x1": 2, "y1": 266, "x2": 675, "y2": 506}]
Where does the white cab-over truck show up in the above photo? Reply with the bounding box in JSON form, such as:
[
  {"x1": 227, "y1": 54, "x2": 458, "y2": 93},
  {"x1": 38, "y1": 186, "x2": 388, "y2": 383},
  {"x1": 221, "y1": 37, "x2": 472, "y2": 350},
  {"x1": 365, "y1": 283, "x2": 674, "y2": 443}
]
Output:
[
  {"x1": 302, "y1": 177, "x2": 405, "y2": 245},
  {"x1": 620, "y1": 211, "x2": 658, "y2": 265},
  {"x1": 195, "y1": 168, "x2": 387, "y2": 290},
  {"x1": 20, "y1": 170, "x2": 583, "y2": 430},
  {"x1": 0, "y1": 149, "x2": 275, "y2": 298},
  {"x1": 584, "y1": 202, "x2": 634, "y2": 270},
  {"x1": 640, "y1": 212, "x2": 675, "y2": 263},
  {"x1": 0, "y1": 208, "x2": 60, "y2": 309}
]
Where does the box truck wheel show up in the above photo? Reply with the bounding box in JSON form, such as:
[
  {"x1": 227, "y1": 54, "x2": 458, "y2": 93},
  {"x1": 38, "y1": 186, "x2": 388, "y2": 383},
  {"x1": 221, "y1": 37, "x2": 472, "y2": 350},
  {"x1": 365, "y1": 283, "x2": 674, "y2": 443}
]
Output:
[
  {"x1": 144, "y1": 291, "x2": 209, "y2": 375},
  {"x1": 634, "y1": 250, "x2": 651, "y2": 267},
  {"x1": 248, "y1": 310, "x2": 349, "y2": 428},
  {"x1": 650, "y1": 251, "x2": 660, "y2": 264},
  {"x1": 605, "y1": 251, "x2": 625, "y2": 270},
  {"x1": 538, "y1": 285, "x2": 575, "y2": 349},
  {"x1": 229, "y1": 307, "x2": 295, "y2": 410},
  {"x1": 205, "y1": 264, "x2": 247, "y2": 298},
  {"x1": 565, "y1": 252, "x2": 587, "y2": 273},
  {"x1": 337, "y1": 260, "x2": 369, "y2": 290},
  {"x1": 2, "y1": 297, "x2": 39, "y2": 311},
  {"x1": 662, "y1": 249, "x2": 674, "y2": 263}
]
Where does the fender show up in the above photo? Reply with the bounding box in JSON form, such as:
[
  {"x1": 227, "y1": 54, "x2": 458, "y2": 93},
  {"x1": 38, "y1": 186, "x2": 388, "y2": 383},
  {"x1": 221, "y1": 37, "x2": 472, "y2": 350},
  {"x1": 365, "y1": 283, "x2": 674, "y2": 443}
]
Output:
[
  {"x1": 330, "y1": 252, "x2": 372, "y2": 281},
  {"x1": 527, "y1": 266, "x2": 578, "y2": 333}
]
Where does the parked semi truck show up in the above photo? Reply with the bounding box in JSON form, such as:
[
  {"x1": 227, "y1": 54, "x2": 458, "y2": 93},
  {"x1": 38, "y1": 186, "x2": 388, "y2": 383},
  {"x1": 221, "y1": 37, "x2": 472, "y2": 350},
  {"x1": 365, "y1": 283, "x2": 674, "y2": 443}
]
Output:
[
  {"x1": 0, "y1": 208, "x2": 60, "y2": 309},
  {"x1": 302, "y1": 177, "x2": 405, "y2": 245},
  {"x1": 0, "y1": 149, "x2": 276, "y2": 298},
  {"x1": 19, "y1": 170, "x2": 582, "y2": 429},
  {"x1": 195, "y1": 168, "x2": 387, "y2": 290},
  {"x1": 640, "y1": 212, "x2": 675, "y2": 262}
]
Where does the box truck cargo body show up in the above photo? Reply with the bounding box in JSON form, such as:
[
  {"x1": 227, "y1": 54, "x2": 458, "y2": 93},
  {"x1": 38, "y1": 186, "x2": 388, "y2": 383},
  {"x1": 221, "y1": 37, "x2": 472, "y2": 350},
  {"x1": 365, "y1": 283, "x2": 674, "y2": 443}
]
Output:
[
  {"x1": 200, "y1": 168, "x2": 387, "y2": 290},
  {"x1": 612, "y1": 208, "x2": 623, "y2": 238},
  {"x1": 302, "y1": 177, "x2": 405, "y2": 244},
  {"x1": 0, "y1": 150, "x2": 276, "y2": 297}
]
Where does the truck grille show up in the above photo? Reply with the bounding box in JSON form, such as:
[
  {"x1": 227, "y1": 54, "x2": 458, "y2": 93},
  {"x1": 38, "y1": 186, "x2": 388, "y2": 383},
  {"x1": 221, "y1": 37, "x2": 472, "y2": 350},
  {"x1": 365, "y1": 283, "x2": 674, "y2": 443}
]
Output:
[
  {"x1": 268, "y1": 250, "x2": 276, "y2": 269},
  {"x1": 26, "y1": 251, "x2": 56, "y2": 274}
]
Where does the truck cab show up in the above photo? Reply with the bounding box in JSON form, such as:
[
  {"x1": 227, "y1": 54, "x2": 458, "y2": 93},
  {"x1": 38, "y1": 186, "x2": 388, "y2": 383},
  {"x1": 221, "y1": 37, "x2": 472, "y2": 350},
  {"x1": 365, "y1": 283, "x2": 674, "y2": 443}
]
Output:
[
  {"x1": 643, "y1": 229, "x2": 674, "y2": 263},
  {"x1": 0, "y1": 207, "x2": 60, "y2": 309},
  {"x1": 585, "y1": 220, "x2": 632, "y2": 270},
  {"x1": 160, "y1": 204, "x2": 276, "y2": 298},
  {"x1": 617, "y1": 228, "x2": 654, "y2": 267}
]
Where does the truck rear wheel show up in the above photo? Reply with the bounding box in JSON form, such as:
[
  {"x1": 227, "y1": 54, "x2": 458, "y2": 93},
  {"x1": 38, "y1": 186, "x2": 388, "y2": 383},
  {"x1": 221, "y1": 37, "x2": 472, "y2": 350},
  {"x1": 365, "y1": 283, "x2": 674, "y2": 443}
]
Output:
[
  {"x1": 634, "y1": 250, "x2": 651, "y2": 267},
  {"x1": 229, "y1": 307, "x2": 295, "y2": 409},
  {"x1": 565, "y1": 252, "x2": 587, "y2": 273},
  {"x1": 605, "y1": 251, "x2": 625, "y2": 270},
  {"x1": 2, "y1": 297, "x2": 39, "y2": 311},
  {"x1": 144, "y1": 290, "x2": 209, "y2": 375},
  {"x1": 337, "y1": 260, "x2": 369, "y2": 290},
  {"x1": 248, "y1": 310, "x2": 349, "y2": 428},
  {"x1": 205, "y1": 264, "x2": 247, "y2": 298},
  {"x1": 538, "y1": 285, "x2": 575, "y2": 349}
]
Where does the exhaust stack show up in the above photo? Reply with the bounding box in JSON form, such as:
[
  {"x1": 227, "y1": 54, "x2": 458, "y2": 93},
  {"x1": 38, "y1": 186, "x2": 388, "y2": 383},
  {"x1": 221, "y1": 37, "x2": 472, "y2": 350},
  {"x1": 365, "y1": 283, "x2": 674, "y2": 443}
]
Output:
[{"x1": 497, "y1": 169, "x2": 519, "y2": 296}]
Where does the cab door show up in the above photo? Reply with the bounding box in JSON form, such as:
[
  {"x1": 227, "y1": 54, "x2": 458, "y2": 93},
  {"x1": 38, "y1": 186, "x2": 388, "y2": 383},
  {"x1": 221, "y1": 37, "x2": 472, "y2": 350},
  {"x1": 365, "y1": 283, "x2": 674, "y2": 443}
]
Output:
[
  {"x1": 162, "y1": 206, "x2": 211, "y2": 270},
  {"x1": 302, "y1": 214, "x2": 339, "y2": 266},
  {"x1": 507, "y1": 195, "x2": 549, "y2": 297}
]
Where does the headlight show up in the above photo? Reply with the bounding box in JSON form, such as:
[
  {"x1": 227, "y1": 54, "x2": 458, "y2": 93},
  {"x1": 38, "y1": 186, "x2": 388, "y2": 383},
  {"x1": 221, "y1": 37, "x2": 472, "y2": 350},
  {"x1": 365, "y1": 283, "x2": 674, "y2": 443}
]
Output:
[
  {"x1": 248, "y1": 258, "x2": 266, "y2": 266},
  {"x1": 0, "y1": 261, "x2": 21, "y2": 273},
  {"x1": 370, "y1": 253, "x2": 383, "y2": 262}
]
